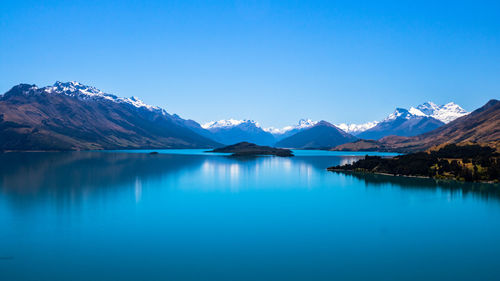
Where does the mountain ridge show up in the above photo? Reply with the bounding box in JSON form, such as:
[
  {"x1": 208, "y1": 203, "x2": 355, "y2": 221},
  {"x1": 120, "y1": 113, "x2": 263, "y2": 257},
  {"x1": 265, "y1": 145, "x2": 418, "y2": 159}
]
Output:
[
  {"x1": 201, "y1": 119, "x2": 275, "y2": 146},
  {"x1": 357, "y1": 107, "x2": 445, "y2": 140},
  {"x1": 275, "y1": 120, "x2": 357, "y2": 149},
  {"x1": 0, "y1": 82, "x2": 220, "y2": 151},
  {"x1": 333, "y1": 99, "x2": 499, "y2": 152}
]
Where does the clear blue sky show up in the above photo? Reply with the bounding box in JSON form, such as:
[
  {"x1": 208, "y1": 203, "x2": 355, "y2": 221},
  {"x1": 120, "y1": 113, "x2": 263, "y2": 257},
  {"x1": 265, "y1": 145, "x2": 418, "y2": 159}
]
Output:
[{"x1": 1, "y1": 0, "x2": 499, "y2": 127}]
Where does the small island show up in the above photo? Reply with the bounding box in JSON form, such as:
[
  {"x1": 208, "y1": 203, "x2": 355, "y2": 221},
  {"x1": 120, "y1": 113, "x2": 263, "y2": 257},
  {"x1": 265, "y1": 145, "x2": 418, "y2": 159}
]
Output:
[
  {"x1": 328, "y1": 144, "x2": 500, "y2": 183},
  {"x1": 208, "y1": 142, "x2": 294, "y2": 157}
]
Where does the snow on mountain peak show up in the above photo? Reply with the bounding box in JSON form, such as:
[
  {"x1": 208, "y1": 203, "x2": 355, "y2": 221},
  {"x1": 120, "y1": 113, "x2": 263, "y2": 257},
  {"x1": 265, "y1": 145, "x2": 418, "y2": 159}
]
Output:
[
  {"x1": 201, "y1": 119, "x2": 260, "y2": 130},
  {"x1": 49, "y1": 81, "x2": 108, "y2": 98},
  {"x1": 385, "y1": 108, "x2": 412, "y2": 121},
  {"x1": 416, "y1": 101, "x2": 468, "y2": 123},
  {"x1": 264, "y1": 119, "x2": 318, "y2": 135},
  {"x1": 297, "y1": 118, "x2": 318, "y2": 129},
  {"x1": 408, "y1": 107, "x2": 427, "y2": 117},
  {"x1": 380, "y1": 102, "x2": 468, "y2": 124},
  {"x1": 335, "y1": 121, "x2": 379, "y2": 134},
  {"x1": 44, "y1": 81, "x2": 161, "y2": 111},
  {"x1": 416, "y1": 101, "x2": 440, "y2": 115}
]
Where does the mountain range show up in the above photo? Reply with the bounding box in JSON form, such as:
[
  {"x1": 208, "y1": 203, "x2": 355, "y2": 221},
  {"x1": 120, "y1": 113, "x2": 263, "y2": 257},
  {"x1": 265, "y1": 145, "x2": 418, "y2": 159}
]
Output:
[
  {"x1": 203, "y1": 102, "x2": 469, "y2": 145},
  {"x1": 334, "y1": 99, "x2": 500, "y2": 152},
  {"x1": 1, "y1": 81, "x2": 492, "y2": 152},
  {"x1": 335, "y1": 102, "x2": 468, "y2": 137},
  {"x1": 201, "y1": 118, "x2": 319, "y2": 145}
]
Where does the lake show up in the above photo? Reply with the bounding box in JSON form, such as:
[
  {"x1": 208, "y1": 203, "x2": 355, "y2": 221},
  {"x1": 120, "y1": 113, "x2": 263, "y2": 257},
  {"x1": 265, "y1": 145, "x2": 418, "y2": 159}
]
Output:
[{"x1": 1, "y1": 150, "x2": 499, "y2": 281}]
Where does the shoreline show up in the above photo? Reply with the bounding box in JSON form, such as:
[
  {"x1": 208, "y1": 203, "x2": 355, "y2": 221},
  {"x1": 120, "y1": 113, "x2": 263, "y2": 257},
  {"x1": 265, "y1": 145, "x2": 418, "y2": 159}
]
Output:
[{"x1": 327, "y1": 168, "x2": 500, "y2": 184}]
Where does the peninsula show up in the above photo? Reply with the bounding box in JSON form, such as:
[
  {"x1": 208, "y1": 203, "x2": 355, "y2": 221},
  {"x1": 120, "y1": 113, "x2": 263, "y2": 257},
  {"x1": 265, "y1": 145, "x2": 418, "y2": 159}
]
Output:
[{"x1": 328, "y1": 144, "x2": 500, "y2": 183}]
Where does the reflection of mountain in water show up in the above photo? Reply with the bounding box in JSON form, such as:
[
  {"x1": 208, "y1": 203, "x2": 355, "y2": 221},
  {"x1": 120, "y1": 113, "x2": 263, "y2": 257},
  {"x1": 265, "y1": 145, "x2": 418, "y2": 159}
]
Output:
[
  {"x1": 334, "y1": 171, "x2": 500, "y2": 201},
  {"x1": 0, "y1": 152, "x2": 206, "y2": 207},
  {"x1": 0, "y1": 152, "x2": 356, "y2": 200},
  {"x1": 2, "y1": 151, "x2": 498, "y2": 209}
]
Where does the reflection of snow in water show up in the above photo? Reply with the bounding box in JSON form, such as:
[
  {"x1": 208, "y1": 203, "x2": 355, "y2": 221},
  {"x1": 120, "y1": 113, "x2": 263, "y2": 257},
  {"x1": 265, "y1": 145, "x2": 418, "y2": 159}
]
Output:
[
  {"x1": 281, "y1": 158, "x2": 292, "y2": 172},
  {"x1": 202, "y1": 160, "x2": 242, "y2": 190},
  {"x1": 229, "y1": 163, "x2": 240, "y2": 186},
  {"x1": 288, "y1": 161, "x2": 312, "y2": 188},
  {"x1": 135, "y1": 177, "x2": 142, "y2": 203},
  {"x1": 199, "y1": 156, "x2": 362, "y2": 190}
]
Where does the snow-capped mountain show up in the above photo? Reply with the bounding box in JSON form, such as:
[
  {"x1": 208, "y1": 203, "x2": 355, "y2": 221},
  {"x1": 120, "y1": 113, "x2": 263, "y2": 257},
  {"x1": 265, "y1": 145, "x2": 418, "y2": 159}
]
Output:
[
  {"x1": 415, "y1": 102, "x2": 468, "y2": 123},
  {"x1": 0, "y1": 82, "x2": 219, "y2": 150},
  {"x1": 290, "y1": 118, "x2": 318, "y2": 130},
  {"x1": 201, "y1": 118, "x2": 319, "y2": 144},
  {"x1": 275, "y1": 121, "x2": 357, "y2": 149},
  {"x1": 201, "y1": 119, "x2": 275, "y2": 145},
  {"x1": 202, "y1": 119, "x2": 260, "y2": 130},
  {"x1": 264, "y1": 119, "x2": 318, "y2": 140},
  {"x1": 337, "y1": 101, "x2": 468, "y2": 139},
  {"x1": 335, "y1": 121, "x2": 379, "y2": 135},
  {"x1": 46, "y1": 81, "x2": 163, "y2": 112},
  {"x1": 383, "y1": 107, "x2": 426, "y2": 121},
  {"x1": 357, "y1": 107, "x2": 445, "y2": 140}
]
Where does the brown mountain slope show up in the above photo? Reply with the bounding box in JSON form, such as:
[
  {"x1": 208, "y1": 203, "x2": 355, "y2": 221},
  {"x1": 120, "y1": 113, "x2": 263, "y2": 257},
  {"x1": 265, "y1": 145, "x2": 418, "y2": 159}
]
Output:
[
  {"x1": 0, "y1": 83, "x2": 220, "y2": 151},
  {"x1": 333, "y1": 99, "x2": 499, "y2": 152},
  {"x1": 331, "y1": 139, "x2": 391, "y2": 151}
]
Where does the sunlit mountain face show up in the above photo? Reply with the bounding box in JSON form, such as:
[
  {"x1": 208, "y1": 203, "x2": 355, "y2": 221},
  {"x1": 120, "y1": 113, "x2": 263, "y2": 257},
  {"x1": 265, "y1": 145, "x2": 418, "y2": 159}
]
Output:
[
  {"x1": 356, "y1": 108, "x2": 445, "y2": 140},
  {"x1": 0, "y1": 82, "x2": 220, "y2": 150},
  {"x1": 415, "y1": 101, "x2": 469, "y2": 124}
]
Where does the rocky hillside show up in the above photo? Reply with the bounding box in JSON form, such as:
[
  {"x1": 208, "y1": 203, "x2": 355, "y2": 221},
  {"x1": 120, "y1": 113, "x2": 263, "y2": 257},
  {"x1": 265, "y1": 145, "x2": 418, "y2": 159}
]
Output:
[{"x1": 0, "y1": 82, "x2": 220, "y2": 151}]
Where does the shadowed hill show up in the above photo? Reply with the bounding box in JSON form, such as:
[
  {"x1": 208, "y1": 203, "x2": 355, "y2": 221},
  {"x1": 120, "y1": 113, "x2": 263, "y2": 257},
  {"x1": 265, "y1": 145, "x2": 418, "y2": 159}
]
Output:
[{"x1": 276, "y1": 121, "x2": 357, "y2": 149}]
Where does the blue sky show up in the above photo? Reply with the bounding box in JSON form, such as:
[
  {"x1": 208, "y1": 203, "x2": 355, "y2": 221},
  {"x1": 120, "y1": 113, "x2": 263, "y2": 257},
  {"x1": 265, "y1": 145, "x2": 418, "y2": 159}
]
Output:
[{"x1": 1, "y1": 0, "x2": 499, "y2": 127}]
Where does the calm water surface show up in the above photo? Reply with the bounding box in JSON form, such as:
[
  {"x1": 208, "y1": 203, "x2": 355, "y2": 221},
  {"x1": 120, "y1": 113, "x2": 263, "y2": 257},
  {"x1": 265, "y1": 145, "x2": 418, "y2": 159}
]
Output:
[{"x1": 0, "y1": 150, "x2": 499, "y2": 281}]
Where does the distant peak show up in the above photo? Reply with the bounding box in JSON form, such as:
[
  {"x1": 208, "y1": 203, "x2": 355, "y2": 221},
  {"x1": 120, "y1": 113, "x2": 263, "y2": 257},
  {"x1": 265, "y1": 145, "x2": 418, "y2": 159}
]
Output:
[
  {"x1": 335, "y1": 121, "x2": 379, "y2": 134},
  {"x1": 202, "y1": 119, "x2": 260, "y2": 129},
  {"x1": 297, "y1": 118, "x2": 318, "y2": 128},
  {"x1": 385, "y1": 108, "x2": 412, "y2": 121},
  {"x1": 422, "y1": 101, "x2": 438, "y2": 107},
  {"x1": 264, "y1": 119, "x2": 318, "y2": 135},
  {"x1": 315, "y1": 120, "x2": 334, "y2": 127},
  {"x1": 382, "y1": 101, "x2": 469, "y2": 124},
  {"x1": 54, "y1": 81, "x2": 81, "y2": 86}
]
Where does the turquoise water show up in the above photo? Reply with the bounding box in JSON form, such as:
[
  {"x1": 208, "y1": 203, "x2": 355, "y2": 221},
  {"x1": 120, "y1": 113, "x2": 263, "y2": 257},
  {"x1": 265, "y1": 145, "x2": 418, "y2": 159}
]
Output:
[
  {"x1": 110, "y1": 148, "x2": 401, "y2": 157},
  {"x1": 0, "y1": 150, "x2": 499, "y2": 281}
]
